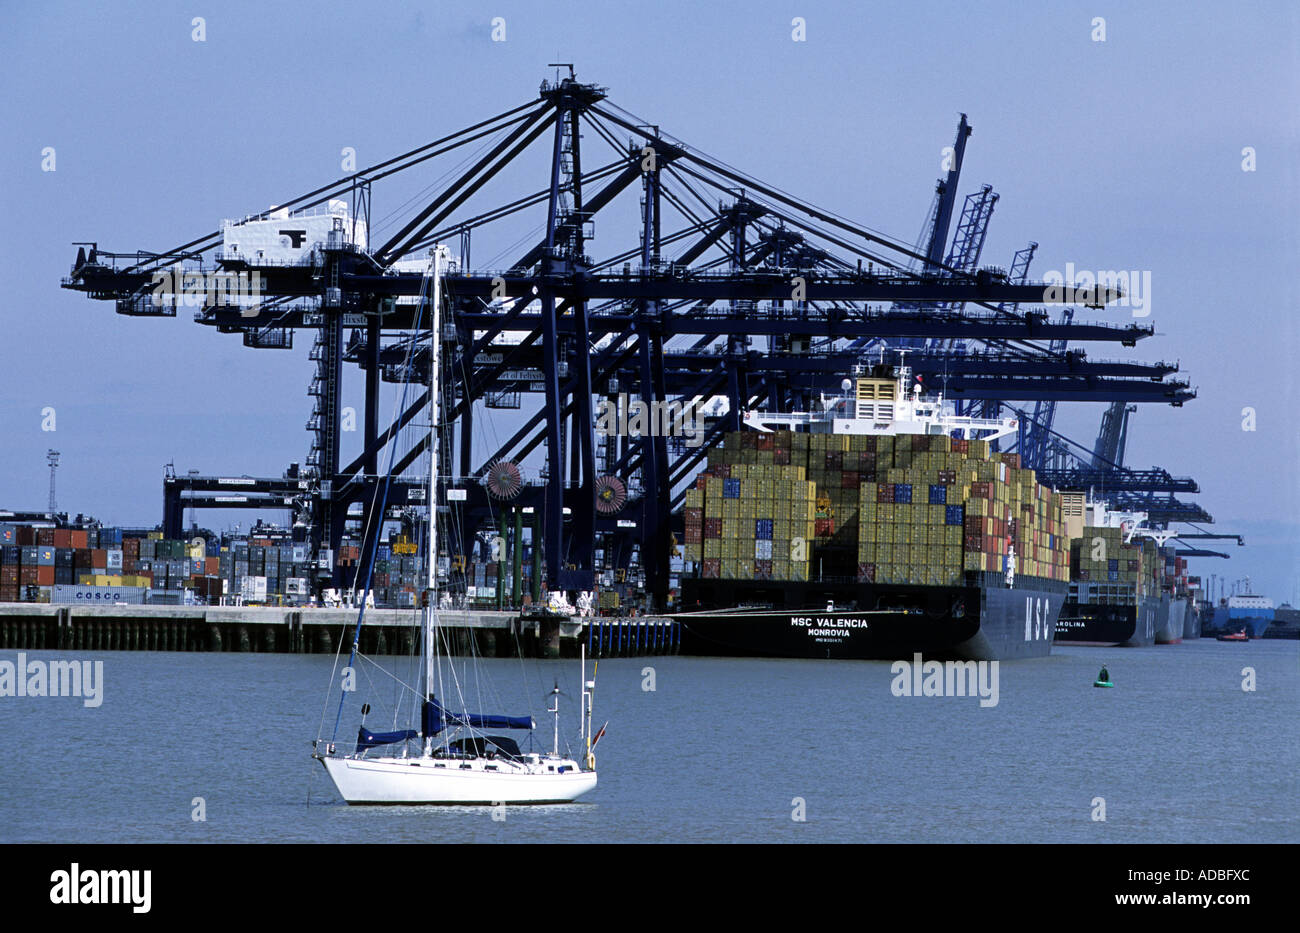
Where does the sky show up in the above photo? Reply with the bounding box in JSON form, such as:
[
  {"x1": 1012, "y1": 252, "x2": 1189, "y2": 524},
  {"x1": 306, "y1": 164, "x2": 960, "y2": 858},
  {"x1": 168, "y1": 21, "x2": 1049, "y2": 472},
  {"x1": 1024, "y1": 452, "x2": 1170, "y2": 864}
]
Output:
[{"x1": 2, "y1": 1, "x2": 1297, "y2": 602}]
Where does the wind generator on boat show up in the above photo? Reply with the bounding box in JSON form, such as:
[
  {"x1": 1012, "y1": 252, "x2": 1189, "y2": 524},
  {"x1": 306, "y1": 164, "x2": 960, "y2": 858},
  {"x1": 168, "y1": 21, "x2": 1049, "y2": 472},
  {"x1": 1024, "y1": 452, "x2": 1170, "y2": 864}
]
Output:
[{"x1": 312, "y1": 246, "x2": 599, "y2": 805}]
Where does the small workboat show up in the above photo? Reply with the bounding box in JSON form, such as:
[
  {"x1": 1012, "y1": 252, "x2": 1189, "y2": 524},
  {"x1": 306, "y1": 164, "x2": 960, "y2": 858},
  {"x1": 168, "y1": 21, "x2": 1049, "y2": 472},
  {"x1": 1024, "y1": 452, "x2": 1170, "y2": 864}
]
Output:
[{"x1": 1216, "y1": 629, "x2": 1249, "y2": 642}]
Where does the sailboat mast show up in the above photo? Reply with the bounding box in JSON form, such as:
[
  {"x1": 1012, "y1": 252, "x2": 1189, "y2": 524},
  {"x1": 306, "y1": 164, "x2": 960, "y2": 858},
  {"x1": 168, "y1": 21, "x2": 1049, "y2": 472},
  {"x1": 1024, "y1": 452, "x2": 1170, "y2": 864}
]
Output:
[{"x1": 424, "y1": 247, "x2": 446, "y2": 713}]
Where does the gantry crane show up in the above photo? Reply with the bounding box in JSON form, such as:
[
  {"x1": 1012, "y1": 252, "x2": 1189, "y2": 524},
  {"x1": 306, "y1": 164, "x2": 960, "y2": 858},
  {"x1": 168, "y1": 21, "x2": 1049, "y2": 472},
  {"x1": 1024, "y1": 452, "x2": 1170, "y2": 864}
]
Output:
[{"x1": 63, "y1": 73, "x2": 1196, "y2": 607}]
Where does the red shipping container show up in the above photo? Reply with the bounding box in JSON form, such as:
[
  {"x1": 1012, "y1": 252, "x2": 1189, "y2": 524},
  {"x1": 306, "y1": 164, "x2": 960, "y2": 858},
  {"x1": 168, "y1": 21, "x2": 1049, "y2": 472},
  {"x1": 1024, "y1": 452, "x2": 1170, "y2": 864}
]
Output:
[
  {"x1": 702, "y1": 559, "x2": 721, "y2": 579},
  {"x1": 53, "y1": 529, "x2": 72, "y2": 548},
  {"x1": 206, "y1": 557, "x2": 219, "y2": 575},
  {"x1": 841, "y1": 471, "x2": 860, "y2": 489},
  {"x1": 703, "y1": 518, "x2": 723, "y2": 539},
  {"x1": 814, "y1": 518, "x2": 834, "y2": 537},
  {"x1": 774, "y1": 448, "x2": 791, "y2": 465},
  {"x1": 19, "y1": 567, "x2": 37, "y2": 584},
  {"x1": 36, "y1": 566, "x2": 54, "y2": 586},
  {"x1": 0, "y1": 567, "x2": 17, "y2": 584},
  {"x1": 913, "y1": 436, "x2": 930, "y2": 452},
  {"x1": 36, "y1": 528, "x2": 55, "y2": 546},
  {"x1": 17, "y1": 527, "x2": 35, "y2": 546},
  {"x1": 857, "y1": 562, "x2": 876, "y2": 583},
  {"x1": 684, "y1": 508, "x2": 703, "y2": 524},
  {"x1": 876, "y1": 483, "x2": 895, "y2": 503},
  {"x1": 69, "y1": 530, "x2": 89, "y2": 549},
  {"x1": 824, "y1": 452, "x2": 843, "y2": 470},
  {"x1": 951, "y1": 438, "x2": 969, "y2": 453},
  {"x1": 965, "y1": 535, "x2": 983, "y2": 552},
  {"x1": 1000, "y1": 453, "x2": 1021, "y2": 469},
  {"x1": 123, "y1": 537, "x2": 140, "y2": 555},
  {"x1": 755, "y1": 434, "x2": 773, "y2": 452},
  {"x1": 92, "y1": 549, "x2": 107, "y2": 566},
  {"x1": 754, "y1": 559, "x2": 773, "y2": 578},
  {"x1": 970, "y1": 482, "x2": 992, "y2": 498},
  {"x1": 74, "y1": 549, "x2": 93, "y2": 568},
  {"x1": 683, "y1": 527, "x2": 701, "y2": 544}
]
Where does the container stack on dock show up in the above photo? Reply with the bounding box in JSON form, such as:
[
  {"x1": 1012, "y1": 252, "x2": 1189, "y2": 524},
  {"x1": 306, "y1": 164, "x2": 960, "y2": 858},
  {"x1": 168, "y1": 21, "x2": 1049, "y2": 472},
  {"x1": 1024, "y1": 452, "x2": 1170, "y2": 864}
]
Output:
[
  {"x1": 680, "y1": 430, "x2": 1069, "y2": 586},
  {"x1": 0, "y1": 524, "x2": 304, "y2": 606},
  {"x1": 336, "y1": 541, "x2": 420, "y2": 608}
]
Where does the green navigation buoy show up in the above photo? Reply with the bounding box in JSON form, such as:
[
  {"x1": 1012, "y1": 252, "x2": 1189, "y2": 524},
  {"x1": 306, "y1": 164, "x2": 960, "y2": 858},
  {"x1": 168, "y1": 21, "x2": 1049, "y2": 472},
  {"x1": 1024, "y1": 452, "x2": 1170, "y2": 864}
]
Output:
[{"x1": 1093, "y1": 664, "x2": 1113, "y2": 688}]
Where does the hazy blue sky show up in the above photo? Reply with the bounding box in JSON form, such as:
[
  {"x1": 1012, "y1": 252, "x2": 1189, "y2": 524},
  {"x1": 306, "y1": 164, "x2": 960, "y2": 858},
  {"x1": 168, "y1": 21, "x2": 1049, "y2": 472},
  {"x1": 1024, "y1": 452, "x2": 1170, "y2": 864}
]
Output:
[{"x1": 2, "y1": 1, "x2": 1297, "y2": 602}]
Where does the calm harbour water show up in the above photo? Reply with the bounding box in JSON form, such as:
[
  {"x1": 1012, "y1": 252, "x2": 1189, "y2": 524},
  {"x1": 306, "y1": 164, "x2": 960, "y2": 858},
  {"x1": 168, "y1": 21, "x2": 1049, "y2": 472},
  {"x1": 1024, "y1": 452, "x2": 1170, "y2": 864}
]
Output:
[{"x1": 1, "y1": 640, "x2": 1296, "y2": 843}]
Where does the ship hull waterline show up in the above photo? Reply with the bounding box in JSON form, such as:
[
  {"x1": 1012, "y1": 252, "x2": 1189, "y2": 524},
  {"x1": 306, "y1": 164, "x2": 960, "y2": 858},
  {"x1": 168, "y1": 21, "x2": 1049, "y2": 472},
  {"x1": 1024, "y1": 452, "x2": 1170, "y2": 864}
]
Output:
[
  {"x1": 1054, "y1": 596, "x2": 1160, "y2": 648},
  {"x1": 318, "y1": 755, "x2": 597, "y2": 805},
  {"x1": 1155, "y1": 594, "x2": 1184, "y2": 645},
  {"x1": 676, "y1": 578, "x2": 1063, "y2": 661}
]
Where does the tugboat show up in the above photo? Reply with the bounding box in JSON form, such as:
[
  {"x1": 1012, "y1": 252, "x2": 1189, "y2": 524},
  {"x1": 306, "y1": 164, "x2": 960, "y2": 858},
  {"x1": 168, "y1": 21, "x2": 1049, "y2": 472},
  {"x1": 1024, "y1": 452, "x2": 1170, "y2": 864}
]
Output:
[{"x1": 1215, "y1": 628, "x2": 1249, "y2": 643}]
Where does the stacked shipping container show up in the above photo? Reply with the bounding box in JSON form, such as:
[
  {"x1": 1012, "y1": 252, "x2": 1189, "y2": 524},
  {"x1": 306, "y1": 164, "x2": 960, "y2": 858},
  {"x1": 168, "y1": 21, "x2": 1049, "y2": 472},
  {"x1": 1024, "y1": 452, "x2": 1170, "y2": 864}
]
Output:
[
  {"x1": 1069, "y1": 526, "x2": 1164, "y2": 604},
  {"x1": 681, "y1": 430, "x2": 1070, "y2": 586},
  {"x1": 679, "y1": 430, "x2": 817, "y2": 581}
]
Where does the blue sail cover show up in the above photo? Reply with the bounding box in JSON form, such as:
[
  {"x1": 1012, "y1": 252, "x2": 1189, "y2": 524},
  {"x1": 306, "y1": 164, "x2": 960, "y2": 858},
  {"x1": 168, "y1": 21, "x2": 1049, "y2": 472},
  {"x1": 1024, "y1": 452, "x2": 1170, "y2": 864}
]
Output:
[
  {"x1": 422, "y1": 698, "x2": 534, "y2": 736},
  {"x1": 356, "y1": 726, "x2": 419, "y2": 752}
]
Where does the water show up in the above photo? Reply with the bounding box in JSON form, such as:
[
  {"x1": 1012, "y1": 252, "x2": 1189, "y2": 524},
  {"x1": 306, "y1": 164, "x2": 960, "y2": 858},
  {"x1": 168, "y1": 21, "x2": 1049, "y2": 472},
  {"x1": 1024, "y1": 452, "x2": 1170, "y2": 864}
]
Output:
[{"x1": 1, "y1": 640, "x2": 1296, "y2": 843}]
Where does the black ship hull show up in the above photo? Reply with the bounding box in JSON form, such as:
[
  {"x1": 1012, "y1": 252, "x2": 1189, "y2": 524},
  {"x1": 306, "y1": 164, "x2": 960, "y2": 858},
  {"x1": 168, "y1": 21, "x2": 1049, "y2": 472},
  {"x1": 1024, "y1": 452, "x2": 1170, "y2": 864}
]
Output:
[
  {"x1": 675, "y1": 574, "x2": 1066, "y2": 661},
  {"x1": 1054, "y1": 596, "x2": 1159, "y2": 647}
]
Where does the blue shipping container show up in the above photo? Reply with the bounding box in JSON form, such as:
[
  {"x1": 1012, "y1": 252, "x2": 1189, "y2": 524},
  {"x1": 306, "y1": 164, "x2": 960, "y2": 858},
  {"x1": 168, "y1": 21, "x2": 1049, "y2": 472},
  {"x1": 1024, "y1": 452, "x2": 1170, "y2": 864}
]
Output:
[
  {"x1": 723, "y1": 478, "x2": 741, "y2": 499},
  {"x1": 894, "y1": 484, "x2": 912, "y2": 504},
  {"x1": 928, "y1": 484, "x2": 947, "y2": 505},
  {"x1": 945, "y1": 505, "x2": 964, "y2": 525},
  {"x1": 755, "y1": 519, "x2": 773, "y2": 540}
]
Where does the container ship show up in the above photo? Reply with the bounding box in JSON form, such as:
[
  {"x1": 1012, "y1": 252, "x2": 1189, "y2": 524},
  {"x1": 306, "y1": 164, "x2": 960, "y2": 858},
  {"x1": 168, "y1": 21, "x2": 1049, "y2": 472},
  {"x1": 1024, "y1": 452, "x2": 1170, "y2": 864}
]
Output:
[
  {"x1": 1053, "y1": 500, "x2": 1166, "y2": 647},
  {"x1": 1211, "y1": 587, "x2": 1275, "y2": 638},
  {"x1": 673, "y1": 365, "x2": 1070, "y2": 661},
  {"x1": 1156, "y1": 550, "x2": 1194, "y2": 644}
]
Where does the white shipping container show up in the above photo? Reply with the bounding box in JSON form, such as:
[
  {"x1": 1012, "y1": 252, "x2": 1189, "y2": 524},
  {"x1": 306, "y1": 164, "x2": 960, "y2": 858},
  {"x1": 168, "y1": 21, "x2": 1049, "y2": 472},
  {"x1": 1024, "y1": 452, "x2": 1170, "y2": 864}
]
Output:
[
  {"x1": 240, "y1": 575, "x2": 268, "y2": 601},
  {"x1": 53, "y1": 584, "x2": 148, "y2": 604}
]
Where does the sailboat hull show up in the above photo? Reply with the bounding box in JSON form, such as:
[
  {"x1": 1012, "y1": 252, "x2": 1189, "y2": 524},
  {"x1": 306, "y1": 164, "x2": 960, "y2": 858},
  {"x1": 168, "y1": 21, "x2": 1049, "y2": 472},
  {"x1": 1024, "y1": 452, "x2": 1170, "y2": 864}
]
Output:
[{"x1": 319, "y1": 755, "x2": 597, "y2": 805}]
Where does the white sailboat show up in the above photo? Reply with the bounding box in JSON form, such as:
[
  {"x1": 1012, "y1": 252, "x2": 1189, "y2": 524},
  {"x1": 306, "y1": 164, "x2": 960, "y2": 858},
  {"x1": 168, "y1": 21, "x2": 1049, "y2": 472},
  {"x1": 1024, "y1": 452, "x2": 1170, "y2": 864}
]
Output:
[{"x1": 313, "y1": 246, "x2": 599, "y2": 805}]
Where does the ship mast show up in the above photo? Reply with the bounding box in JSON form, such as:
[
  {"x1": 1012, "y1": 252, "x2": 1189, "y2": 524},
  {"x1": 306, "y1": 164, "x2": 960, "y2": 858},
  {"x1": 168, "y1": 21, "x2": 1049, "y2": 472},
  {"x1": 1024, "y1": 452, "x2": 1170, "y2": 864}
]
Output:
[{"x1": 423, "y1": 246, "x2": 447, "y2": 752}]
